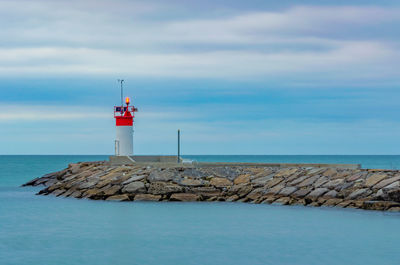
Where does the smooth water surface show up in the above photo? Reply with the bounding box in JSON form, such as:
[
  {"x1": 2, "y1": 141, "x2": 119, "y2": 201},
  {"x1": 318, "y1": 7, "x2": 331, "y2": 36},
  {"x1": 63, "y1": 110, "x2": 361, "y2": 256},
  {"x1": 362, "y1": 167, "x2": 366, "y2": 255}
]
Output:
[
  {"x1": 184, "y1": 155, "x2": 400, "y2": 169},
  {"x1": 1, "y1": 155, "x2": 400, "y2": 265}
]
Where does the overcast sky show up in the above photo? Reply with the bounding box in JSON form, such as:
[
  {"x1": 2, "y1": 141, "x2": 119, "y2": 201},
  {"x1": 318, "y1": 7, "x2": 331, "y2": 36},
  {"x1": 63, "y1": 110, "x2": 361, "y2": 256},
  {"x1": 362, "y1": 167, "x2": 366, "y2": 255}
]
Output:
[{"x1": 1, "y1": 0, "x2": 400, "y2": 155}]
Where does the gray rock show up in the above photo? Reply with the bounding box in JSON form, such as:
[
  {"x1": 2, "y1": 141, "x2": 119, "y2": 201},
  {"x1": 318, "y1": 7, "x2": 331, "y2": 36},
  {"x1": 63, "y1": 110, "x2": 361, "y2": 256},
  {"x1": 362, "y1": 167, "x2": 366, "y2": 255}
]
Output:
[
  {"x1": 293, "y1": 188, "x2": 312, "y2": 198},
  {"x1": 324, "y1": 190, "x2": 338, "y2": 198},
  {"x1": 383, "y1": 181, "x2": 400, "y2": 191},
  {"x1": 106, "y1": 194, "x2": 130, "y2": 201},
  {"x1": 122, "y1": 181, "x2": 146, "y2": 194},
  {"x1": 148, "y1": 170, "x2": 175, "y2": 182},
  {"x1": 179, "y1": 178, "x2": 204, "y2": 187},
  {"x1": 279, "y1": 186, "x2": 298, "y2": 196},
  {"x1": 251, "y1": 174, "x2": 274, "y2": 187},
  {"x1": 347, "y1": 188, "x2": 370, "y2": 200},
  {"x1": 297, "y1": 175, "x2": 319, "y2": 188},
  {"x1": 313, "y1": 176, "x2": 329, "y2": 188},
  {"x1": 122, "y1": 175, "x2": 146, "y2": 185},
  {"x1": 79, "y1": 181, "x2": 98, "y2": 189},
  {"x1": 148, "y1": 182, "x2": 183, "y2": 195},
  {"x1": 229, "y1": 184, "x2": 253, "y2": 197},
  {"x1": 308, "y1": 188, "x2": 329, "y2": 198},
  {"x1": 323, "y1": 179, "x2": 345, "y2": 189},
  {"x1": 374, "y1": 176, "x2": 400, "y2": 190},
  {"x1": 290, "y1": 175, "x2": 310, "y2": 186}
]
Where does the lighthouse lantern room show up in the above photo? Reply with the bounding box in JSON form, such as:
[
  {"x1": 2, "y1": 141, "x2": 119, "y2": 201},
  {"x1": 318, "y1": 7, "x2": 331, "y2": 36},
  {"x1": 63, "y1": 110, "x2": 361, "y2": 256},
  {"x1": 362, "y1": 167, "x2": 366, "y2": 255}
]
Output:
[{"x1": 114, "y1": 97, "x2": 138, "y2": 156}]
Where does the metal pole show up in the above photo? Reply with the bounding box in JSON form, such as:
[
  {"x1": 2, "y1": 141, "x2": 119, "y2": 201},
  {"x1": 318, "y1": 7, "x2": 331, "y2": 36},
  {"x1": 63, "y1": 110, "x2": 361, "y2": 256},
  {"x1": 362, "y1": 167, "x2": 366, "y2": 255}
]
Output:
[
  {"x1": 118, "y1": 79, "x2": 124, "y2": 106},
  {"x1": 177, "y1": 129, "x2": 180, "y2": 163}
]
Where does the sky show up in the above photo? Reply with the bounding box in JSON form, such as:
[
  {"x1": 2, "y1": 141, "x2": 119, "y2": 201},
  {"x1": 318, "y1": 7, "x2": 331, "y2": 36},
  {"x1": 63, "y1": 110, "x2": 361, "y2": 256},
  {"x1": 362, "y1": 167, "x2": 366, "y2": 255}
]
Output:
[{"x1": 1, "y1": 0, "x2": 400, "y2": 155}]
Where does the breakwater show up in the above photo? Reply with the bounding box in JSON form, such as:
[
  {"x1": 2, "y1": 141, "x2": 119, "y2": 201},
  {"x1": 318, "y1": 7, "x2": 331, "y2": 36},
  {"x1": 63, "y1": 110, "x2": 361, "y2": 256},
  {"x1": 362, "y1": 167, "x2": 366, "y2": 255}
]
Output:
[{"x1": 23, "y1": 161, "x2": 400, "y2": 211}]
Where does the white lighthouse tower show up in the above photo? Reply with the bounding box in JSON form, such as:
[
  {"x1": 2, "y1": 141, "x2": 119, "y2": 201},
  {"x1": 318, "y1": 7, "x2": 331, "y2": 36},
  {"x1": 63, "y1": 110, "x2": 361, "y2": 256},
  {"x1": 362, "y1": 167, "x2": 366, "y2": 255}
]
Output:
[{"x1": 114, "y1": 97, "x2": 138, "y2": 156}]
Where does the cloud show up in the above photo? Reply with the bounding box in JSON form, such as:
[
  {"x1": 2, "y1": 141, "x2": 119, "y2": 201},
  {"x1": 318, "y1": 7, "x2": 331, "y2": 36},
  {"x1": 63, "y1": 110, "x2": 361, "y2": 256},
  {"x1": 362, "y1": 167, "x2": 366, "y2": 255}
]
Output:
[{"x1": 0, "y1": 1, "x2": 398, "y2": 82}]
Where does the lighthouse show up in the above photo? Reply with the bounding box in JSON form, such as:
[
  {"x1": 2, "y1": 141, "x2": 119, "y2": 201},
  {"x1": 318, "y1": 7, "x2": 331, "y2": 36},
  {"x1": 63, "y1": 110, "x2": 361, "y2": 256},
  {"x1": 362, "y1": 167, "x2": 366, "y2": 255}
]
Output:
[{"x1": 114, "y1": 97, "x2": 138, "y2": 156}]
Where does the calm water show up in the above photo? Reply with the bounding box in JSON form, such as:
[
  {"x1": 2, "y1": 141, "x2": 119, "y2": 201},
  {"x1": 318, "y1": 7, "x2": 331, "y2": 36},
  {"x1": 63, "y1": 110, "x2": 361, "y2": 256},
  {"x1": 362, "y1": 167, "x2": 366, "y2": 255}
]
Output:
[{"x1": 1, "y1": 155, "x2": 400, "y2": 265}]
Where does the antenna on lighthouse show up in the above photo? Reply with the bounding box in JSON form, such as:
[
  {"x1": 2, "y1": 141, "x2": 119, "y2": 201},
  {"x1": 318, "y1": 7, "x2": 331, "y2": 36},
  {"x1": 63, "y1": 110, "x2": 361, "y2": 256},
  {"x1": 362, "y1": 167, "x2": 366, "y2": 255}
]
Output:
[{"x1": 117, "y1": 79, "x2": 124, "y2": 106}]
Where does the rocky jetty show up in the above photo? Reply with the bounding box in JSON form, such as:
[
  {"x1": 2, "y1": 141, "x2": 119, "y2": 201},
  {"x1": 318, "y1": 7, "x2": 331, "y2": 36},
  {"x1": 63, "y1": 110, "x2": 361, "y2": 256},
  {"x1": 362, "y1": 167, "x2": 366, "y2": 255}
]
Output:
[{"x1": 22, "y1": 161, "x2": 400, "y2": 212}]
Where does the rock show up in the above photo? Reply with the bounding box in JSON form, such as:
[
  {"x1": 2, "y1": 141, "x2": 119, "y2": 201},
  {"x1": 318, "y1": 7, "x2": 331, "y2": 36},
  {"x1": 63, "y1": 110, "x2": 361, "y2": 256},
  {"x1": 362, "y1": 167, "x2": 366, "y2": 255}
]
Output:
[
  {"x1": 347, "y1": 188, "x2": 370, "y2": 200},
  {"x1": 134, "y1": 194, "x2": 161, "y2": 201},
  {"x1": 278, "y1": 186, "x2": 298, "y2": 196},
  {"x1": 148, "y1": 182, "x2": 183, "y2": 195},
  {"x1": 323, "y1": 168, "x2": 337, "y2": 178},
  {"x1": 272, "y1": 197, "x2": 291, "y2": 205},
  {"x1": 388, "y1": 207, "x2": 400, "y2": 212},
  {"x1": 234, "y1": 174, "x2": 250, "y2": 185},
  {"x1": 189, "y1": 187, "x2": 221, "y2": 198},
  {"x1": 121, "y1": 175, "x2": 146, "y2": 185},
  {"x1": 265, "y1": 177, "x2": 284, "y2": 189},
  {"x1": 179, "y1": 178, "x2": 204, "y2": 187},
  {"x1": 78, "y1": 181, "x2": 98, "y2": 189},
  {"x1": 346, "y1": 172, "x2": 366, "y2": 182},
  {"x1": 307, "y1": 188, "x2": 329, "y2": 198},
  {"x1": 333, "y1": 171, "x2": 350, "y2": 180},
  {"x1": 297, "y1": 175, "x2": 319, "y2": 188},
  {"x1": 148, "y1": 170, "x2": 174, "y2": 182},
  {"x1": 122, "y1": 181, "x2": 146, "y2": 194},
  {"x1": 323, "y1": 190, "x2": 338, "y2": 198},
  {"x1": 312, "y1": 176, "x2": 328, "y2": 188},
  {"x1": 365, "y1": 174, "x2": 387, "y2": 187},
  {"x1": 101, "y1": 185, "x2": 121, "y2": 196},
  {"x1": 324, "y1": 198, "x2": 342, "y2": 206},
  {"x1": 82, "y1": 188, "x2": 102, "y2": 199},
  {"x1": 374, "y1": 176, "x2": 400, "y2": 190},
  {"x1": 52, "y1": 189, "x2": 65, "y2": 196},
  {"x1": 252, "y1": 169, "x2": 273, "y2": 179},
  {"x1": 383, "y1": 181, "x2": 400, "y2": 191},
  {"x1": 265, "y1": 184, "x2": 285, "y2": 195},
  {"x1": 106, "y1": 194, "x2": 130, "y2": 201},
  {"x1": 70, "y1": 190, "x2": 82, "y2": 198},
  {"x1": 226, "y1": 195, "x2": 239, "y2": 202},
  {"x1": 307, "y1": 168, "x2": 325, "y2": 176},
  {"x1": 251, "y1": 174, "x2": 274, "y2": 187},
  {"x1": 323, "y1": 179, "x2": 345, "y2": 190},
  {"x1": 229, "y1": 184, "x2": 253, "y2": 197},
  {"x1": 292, "y1": 188, "x2": 312, "y2": 198},
  {"x1": 275, "y1": 168, "x2": 298, "y2": 177},
  {"x1": 289, "y1": 175, "x2": 310, "y2": 186},
  {"x1": 363, "y1": 201, "x2": 400, "y2": 211},
  {"x1": 386, "y1": 190, "x2": 400, "y2": 202},
  {"x1": 170, "y1": 193, "x2": 201, "y2": 201},
  {"x1": 262, "y1": 195, "x2": 278, "y2": 204},
  {"x1": 336, "y1": 200, "x2": 352, "y2": 208},
  {"x1": 182, "y1": 168, "x2": 207, "y2": 178},
  {"x1": 45, "y1": 179, "x2": 59, "y2": 187},
  {"x1": 246, "y1": 188, "x2": 264, "y2": 200},
  {"x1": 210, "y1": 177, "x2": 232, "y2": 188},
  {"x1": 69, "y1": 163, "x2": 81, "y2": 174}
]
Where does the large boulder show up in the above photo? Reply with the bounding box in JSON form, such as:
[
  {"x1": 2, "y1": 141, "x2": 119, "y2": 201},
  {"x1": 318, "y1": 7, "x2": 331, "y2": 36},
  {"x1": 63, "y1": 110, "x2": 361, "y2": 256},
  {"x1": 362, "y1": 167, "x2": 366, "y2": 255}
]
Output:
[
  {"x1": 148, "y1": 182, "x2": 183, "y2": 195},
  {"x1": 234, "y1": 174, "x2": 251, "y2": 185},
  {"x1": 365, "y1": 174, "x2": 387, "y2": 187},
  {"x1": 122, "y1": 181, "x2": 146, "y2": 194},
  {"x1": 106, "y1": 194, "x2": 130, "y2": 201},
  {"x1": 210, "y1": 177, "x2": 232, "y2": 188},
  {"x1": 134, "y1": 194, "x2": 161, "y2": 201},
  {"x1": 170, "y1": 193, "x2": 201, "y2": 201},
  {"x1": 148, "y1": 170, "x2": 175, "y2": 182}
]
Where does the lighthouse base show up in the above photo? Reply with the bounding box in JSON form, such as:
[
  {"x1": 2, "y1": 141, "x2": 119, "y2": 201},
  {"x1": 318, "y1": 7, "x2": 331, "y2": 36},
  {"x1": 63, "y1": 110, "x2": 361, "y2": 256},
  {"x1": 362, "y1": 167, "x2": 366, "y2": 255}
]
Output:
[{"x1": 110, "y1": 155, "x2": 182, "y2": 165}]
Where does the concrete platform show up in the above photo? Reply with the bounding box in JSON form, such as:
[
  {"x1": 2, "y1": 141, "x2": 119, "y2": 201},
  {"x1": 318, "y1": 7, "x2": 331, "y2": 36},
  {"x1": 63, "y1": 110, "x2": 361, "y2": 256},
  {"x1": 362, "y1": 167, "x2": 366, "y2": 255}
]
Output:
[{"x1": 109, "y1": 156, "x2": 360, "y2": 169}]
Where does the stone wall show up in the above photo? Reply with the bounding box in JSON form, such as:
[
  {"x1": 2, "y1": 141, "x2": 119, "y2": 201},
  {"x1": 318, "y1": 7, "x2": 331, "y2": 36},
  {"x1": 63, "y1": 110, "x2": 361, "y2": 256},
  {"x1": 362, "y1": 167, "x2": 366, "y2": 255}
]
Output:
[{"x1": 22, "y1": 161, "x2": 400, "y2": 211}]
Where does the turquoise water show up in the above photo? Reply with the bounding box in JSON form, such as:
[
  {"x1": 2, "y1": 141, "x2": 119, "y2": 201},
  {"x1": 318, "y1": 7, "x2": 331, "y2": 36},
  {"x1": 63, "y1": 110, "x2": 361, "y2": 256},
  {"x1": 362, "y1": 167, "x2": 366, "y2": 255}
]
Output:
[
  {"x1": 185, "y1": 155, "x2": 400, "y2": 169},
  {"x1": 1, "y1": 155, "x2": 400, "y2": 265}
]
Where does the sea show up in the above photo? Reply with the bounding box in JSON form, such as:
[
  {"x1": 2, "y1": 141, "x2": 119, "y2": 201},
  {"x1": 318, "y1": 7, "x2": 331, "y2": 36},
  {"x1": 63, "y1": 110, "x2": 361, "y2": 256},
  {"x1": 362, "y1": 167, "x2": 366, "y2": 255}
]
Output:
[{"x1": 1, "y1": 155, "x2": 400, "y2": 265}]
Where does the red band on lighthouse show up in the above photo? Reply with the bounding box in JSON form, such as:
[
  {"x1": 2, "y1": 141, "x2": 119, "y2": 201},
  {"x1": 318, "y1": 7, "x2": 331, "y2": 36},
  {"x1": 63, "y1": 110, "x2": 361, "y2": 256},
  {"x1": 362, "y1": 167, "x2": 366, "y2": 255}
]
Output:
[{"x1": 116, "y1": 117, "x2": 133, "y2": 126}]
